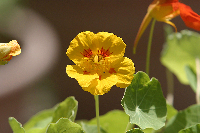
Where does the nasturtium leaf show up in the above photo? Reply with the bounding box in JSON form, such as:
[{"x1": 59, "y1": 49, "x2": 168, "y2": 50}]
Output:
[
  {"x1": 13, "y1": 96, "x2": 78, "y2": 133},
  {"x1": 161, "y1": 30, "x2": 199, "y2": 84},
  {"x1": 88, "y1": 110, "x2": 129, "y2": 133},
  {"x1": 81, "y1": 122, "x2": 107, "y2": 133},
  {"x1": 26, "y1": 128, "x2": 46, "y2": 133},
  {"x1": 126, "y1": 128, "x2": 144, "y2": 133},
  {"x1": 52, "y1": 96, "x2": 78, "y2": 123},
  {"x1": 9, "y1": 117, "x2": 25, "y2": 133},
  {"x1": 46, "y1": 118, "x2": 84, "y2": 133},
  {"x1": 121, "y1": 71, "x2": 167, "y2": 130},
  {"x1": 166, "y1": 104, "x2": 178, "y2": 121},
  {"x1": 165, "y1": 104, "x2": 200, "y2": 133},
  {"x1": 178, "y1": 124, "x2": 200, "y2": 133},
  {"x1": 185, "y1": 65, "x2": 197, "y2": 92},
  {"x1": 176, "y1": 30, "x2": 200, "y2": 59},
  {"x1": 23, "y1": 109, "x2": 53, "y2": 130}
]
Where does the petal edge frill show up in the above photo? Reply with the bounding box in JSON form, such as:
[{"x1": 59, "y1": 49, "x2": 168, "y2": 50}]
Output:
[
  {"x1": 114, "y1": 57, "x2": 135, "y2": 88},
  {"x1": 83, "y1": 74, "x2": 118, "y2": 95}
]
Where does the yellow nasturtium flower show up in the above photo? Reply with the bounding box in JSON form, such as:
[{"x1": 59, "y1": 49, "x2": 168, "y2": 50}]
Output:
[
  {"x1": 0, "y1": 40, "x2": 21, "y2": 65},
  {"x1": 66, "y1": 31, "x2": 135, "y2": 95}
]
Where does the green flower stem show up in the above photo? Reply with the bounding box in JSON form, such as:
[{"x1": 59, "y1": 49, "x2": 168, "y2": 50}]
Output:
[
  {"x1": 94, "y1": 95, "x2": 100, "y2": 133},
  {"x1": 196, "y1": 58, "x2": 200, "y2": 104},
  {"x1": 166, "y1": 68, "x2": 174, "y2": 105},
  {"x1": 146, "y1": 18, "x2": 156, "y2": 75}
]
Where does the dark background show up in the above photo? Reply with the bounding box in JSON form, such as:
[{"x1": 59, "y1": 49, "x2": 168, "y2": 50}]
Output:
[{"x1": 0, "y1": 0, "x2": 199, "y2": 132}]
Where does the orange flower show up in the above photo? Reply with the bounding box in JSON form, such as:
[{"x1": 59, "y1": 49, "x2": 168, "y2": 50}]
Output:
[
  {"x1": 0, "y1": 40, "x2": 21, "y2": 65},
  {"x1": 134, "y1": 0, "x2": 200, "y2": 53}
]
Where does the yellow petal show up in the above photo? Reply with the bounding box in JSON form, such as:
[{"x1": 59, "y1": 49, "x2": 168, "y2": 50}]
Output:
[
  {"x1": 66, "y1": 65, "x2": 98, "y2": 87},
  {"x1": 67, "y1": 31, "x2": 95, "y2": 65},
  {"x1": 83, "y1": 74, "x2": 118, "y2": 95},
  {"x1": 93, "y1": 32, "x2": 126, "y2": 59},
  {"x1": 113, "y1": 57, "x2": 135, "y2": 88},
  {"x1": 67, "y1": 31, "x2": 126, "y2": 65},
  {"x1": 7, "y1": 40, "x2": 21, "y2": 56}
]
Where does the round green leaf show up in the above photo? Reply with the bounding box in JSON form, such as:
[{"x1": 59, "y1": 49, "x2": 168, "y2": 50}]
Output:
[
  {"x1": 46, "y1": 118, "x2": 84, "y2": 133},
  {"x1": 160, "y1": 30, "x2": 199, "y2": 84},
  {"x1": 165, "y1": 104, "x2": 200, "y2": 133},
  {"x1": 176, "y1": 30, "x2": 200, "y2": 59},
  {"x1": 121, "y1": 72, "x2": 167, "y2": 130}
]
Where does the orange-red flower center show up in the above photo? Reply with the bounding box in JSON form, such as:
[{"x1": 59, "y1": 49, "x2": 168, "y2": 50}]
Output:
[{"x1": 80, "y1": 47, "x2": 116, "y2": 80}]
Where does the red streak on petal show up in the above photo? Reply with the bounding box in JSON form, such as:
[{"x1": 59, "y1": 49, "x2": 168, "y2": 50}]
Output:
[
  {"x1": 99, "y1": 47, "x2": 113, "y2": 58},
  {"x1": 1, "y1": 55, "x2": 12, "y2": 61},
  {"x1": 83, "y1": 70, "x2": 90, "y2": 74},
  {"x1": 80, "y1": 48, "x2": 93, "y2": 58},
  {"x1": 179, "y1": 3, "x2": 200, "y2": 31},
  {"x1": 99, "y1": 75, "x2": 102, "y2": 80},
  {"x1": 109, "y1": 68, "x2": 116, "y2": 74}
]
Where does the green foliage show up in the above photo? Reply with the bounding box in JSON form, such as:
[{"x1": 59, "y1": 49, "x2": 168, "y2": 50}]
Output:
[
  {"x1": 121, "y1": 71, "x2": 167, "y2": 130},
  {"x1": 81, "y1": 122, "x2": 107, "y2": 133},
  {"x1": 165, "y1": 104, "x2": 200, "y2": 133},
  {"x1": 185, "y1": 65, "x2": 197, "y2": 92},
  {"x1": 52, "y1": 96, "x2": 78, "y2": 122},
  {"x1": 126, "y1": 128, "x2": 144, "y2": 133},
  {"x1": 178, "y1": 124, "x2": 200, "y2": 133},
  {"x1": 9, "y1": 96, "x2": 79, "y2": 133},
  {"x1": 23, "y1": 109, "x2": 53, "y2": 130},
  {"x1": 161, "y1": 29, "x2": 200, "y2": 85},
  {"x1": 166, "y1": 104, "x2": 178, "y2": 121},
  {"x1": 9, "y1": 117, "x2": 25, "y2": 133},
  {"x1": 88, "y1": 110, "x2": 129, "y2": 133},
  {"x1": 46, "y1": 118, "x2": 84, "y2": 133}
]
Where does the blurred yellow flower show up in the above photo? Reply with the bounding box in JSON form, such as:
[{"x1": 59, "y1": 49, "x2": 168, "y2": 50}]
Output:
[
  {"x1": 66, "y1": 31, "x2": 135, "y2": 95},
  {"x1": 0, "y1": 40, "x2": 21, "y2": 65}
]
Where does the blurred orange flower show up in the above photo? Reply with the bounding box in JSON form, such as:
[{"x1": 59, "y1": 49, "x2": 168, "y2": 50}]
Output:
[
  {"x1": 0, "y1": 40, "x2": 21, "y2": 65},
  {"x1": 66, "y1": 31, "x2": 135, "y2": 95},
  {"x1": 134, "y1": 0, "x2": 200, "y2": 53}
]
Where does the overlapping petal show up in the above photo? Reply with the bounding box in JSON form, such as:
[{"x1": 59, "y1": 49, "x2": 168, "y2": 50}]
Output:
[
  {"x1": 67, "y1": 31, "x2": 126, "y2": 65},
  {"x1": 114, "y1": 57, "x2": 135, "y2": 88},
  {"x1": 82, "y1": 74, "x2": 118, "y2": 95},
  {"x1": 66, "y1": 65, "x2": 99, "y2": 88}
]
